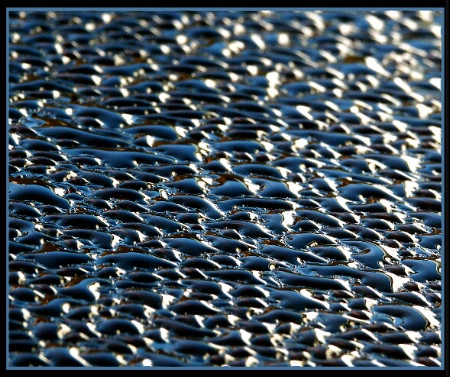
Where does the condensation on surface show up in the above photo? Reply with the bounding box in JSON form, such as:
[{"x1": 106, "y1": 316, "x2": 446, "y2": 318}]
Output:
[{"x1": 8, "y1": 9, "x2": 442, "y2": 368}]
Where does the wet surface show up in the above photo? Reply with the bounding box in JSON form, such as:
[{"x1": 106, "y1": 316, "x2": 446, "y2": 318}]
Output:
[{"x1": 8, "y1": 10, "x2": 442, "y2": 368}]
